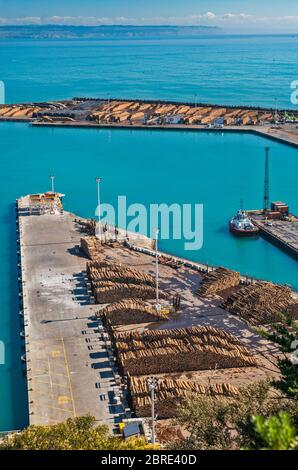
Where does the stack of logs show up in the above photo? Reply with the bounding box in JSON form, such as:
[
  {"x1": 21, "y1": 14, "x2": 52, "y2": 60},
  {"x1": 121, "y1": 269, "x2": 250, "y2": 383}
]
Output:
[
  {"x1": 222, "y1": 281, "x2": 294, "y2": 325},
  {"x1": 197, "y1": 267, "x2": 240, "y2": 298},
  {"x1": 86, "y1": 258, "x2": 167, "y2": 304},
  {"x1": 90, "y1": 267, "x2": 155, "y2": 288},
  {"x1": 97, "y1": 299, "x2": 168, "y2": 325},
  {"x1": 129, "y1": 377, "x2": 239, "y2": 418},
  {"x1": 94, "y1": 282, "x2": 165, "y2": 304},
  {"x1": 81, "y1": 236, "x2": 102, "y2": 259},
  {"x1": 113, "y1": 326, "x2": 257, "y2": 376},
  {"x1": 75, "y1": 219, "x2": 96, "y2": 236},
  {"x1": 159, "y1": 255, "x2": 184, "y2": 270}
]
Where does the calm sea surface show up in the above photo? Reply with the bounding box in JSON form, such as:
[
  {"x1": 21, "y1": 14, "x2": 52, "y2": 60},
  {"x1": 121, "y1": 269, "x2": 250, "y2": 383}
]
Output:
[{"x1": 0, "y1": 35, "x2": 297, "y2": 431}]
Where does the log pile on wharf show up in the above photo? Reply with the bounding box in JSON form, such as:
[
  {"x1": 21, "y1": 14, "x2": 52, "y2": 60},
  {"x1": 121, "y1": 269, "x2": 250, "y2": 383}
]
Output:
[
  {"x1": 159, "y1": 255, "x2": 184, "y2": 269},
  {"x1": 128, "y1": 377, "x2": 239, "y2": 418},
  {"x1": 94, "y1": 282, "x2": 164, "y2": 304},
  {"x1": 97, "y1": 299, "x2": 169, "y2": 325},
  {"x1": 87, "y1": 262, "x2": 155, "y2": 287},
  {"x1": 76, "y1": 219, "x2": 96, "y2": 236},
  {"x1": 81, "y1": 236, "x2": 101, "y2": 259},
  {"x1": 112, "y1": 326, "x2": 257, "y2": 376},
  {"x1": 86, "y1": 258, "x2": 167, "y2": 304},
  {"x1": 88, "y1": 100, "x2": 275, "y2": 126},
  {"x1": 197, "y1": 267, "x2": 240, "y2": 298},
  {"x1": 222, "y1": 282, "x2": 294, "y2": 326},
  {"x1": 0, "y1": 101, "x2": 71, "y2": 119},
  {"x1": 0, "y1": 104, "x2": 45, "y2": 118}
]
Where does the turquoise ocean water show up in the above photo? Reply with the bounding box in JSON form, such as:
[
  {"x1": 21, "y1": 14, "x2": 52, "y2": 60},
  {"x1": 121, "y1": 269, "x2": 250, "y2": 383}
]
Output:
[{"x1": 0, "y1": 35, "x2": 297, "y2": 431}]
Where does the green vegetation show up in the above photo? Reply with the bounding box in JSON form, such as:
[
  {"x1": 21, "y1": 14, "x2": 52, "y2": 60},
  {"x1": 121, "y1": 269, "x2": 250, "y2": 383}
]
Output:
[
  {"x1": 0, "y1": 415, "x2": 153, "y2": 450},
  {"x1": 251, "y1": 412, "x2": 298, "y2": 450},
  {"x1": 169, "y1": 381, "x2": 298, "y2": 450},
  {"x1": 255, "y1": 323, "x2": 298, "y2": 399}
]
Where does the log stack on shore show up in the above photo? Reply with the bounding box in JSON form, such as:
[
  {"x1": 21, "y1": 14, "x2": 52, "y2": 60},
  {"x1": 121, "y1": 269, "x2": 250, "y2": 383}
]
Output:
[
  {"x1": 128, "y1": 377, "x2": 239, "y2": 418},
  {"x1": 112, "y1": 326, "x2": 257, "y2": 376},
  {"x1": 197, "y1": 267, "x2": 240, "y2": 298},
  {"x1": 81, "y1": 236, "x2": 102, "y2": 259},
  {"x1": 94, "y1": 282, "x2": 166, "y2": 304},
  {"x1": 97, "y1": 299, "x2": 168, "y2": 325},
  {"x1": 222, "y1": 281, "x2": 294, "y2": 325},
  {"x1": 86, "y1": 257, "x2": 167, "y2": 304},
  {"x1": 88, "y1": 100, "x2": 275, "y2": 126},
  {"x1": 90, "y1": 266, "x2": 155, "y2": 288},
  {"x1": 76, "y1": 219, "x2": 96, "y2": 236}
]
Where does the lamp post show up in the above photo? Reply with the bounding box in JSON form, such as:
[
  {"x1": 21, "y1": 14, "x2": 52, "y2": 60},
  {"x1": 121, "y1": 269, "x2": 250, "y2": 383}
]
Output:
[
  {"x1": 146, "y1": 377, "x2": 158, "y2": 445},
  {"x1": 50, "y1": 175, "x2": 55, "y2": 193},
  {"x1": 154, "y1": 228, "x2": 160, "y2": 310},
  {"x1": 96, "y1": 177, "x2": 101, "y2": 241}
]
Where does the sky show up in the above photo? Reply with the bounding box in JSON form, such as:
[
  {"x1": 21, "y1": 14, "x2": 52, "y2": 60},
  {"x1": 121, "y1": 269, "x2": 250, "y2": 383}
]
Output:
[{"x1": 0, "y1": 0, "x2": 298, "y2": 33}]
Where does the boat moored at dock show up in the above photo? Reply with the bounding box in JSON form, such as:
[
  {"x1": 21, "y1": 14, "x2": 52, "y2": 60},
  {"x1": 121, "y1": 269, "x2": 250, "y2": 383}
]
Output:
[{"x1": 229, "y1": 209, "x2": 259, "y2": 237}]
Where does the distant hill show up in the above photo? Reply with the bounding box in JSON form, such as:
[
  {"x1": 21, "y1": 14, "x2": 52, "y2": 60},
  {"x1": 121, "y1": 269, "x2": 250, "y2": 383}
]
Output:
[{"x1": 0, "y1": 25, "x2": 221, "y2": 39}]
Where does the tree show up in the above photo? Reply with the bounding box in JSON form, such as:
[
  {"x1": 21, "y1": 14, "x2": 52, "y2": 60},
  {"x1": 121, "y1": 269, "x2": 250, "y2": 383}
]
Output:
[
  {"x1": 255, "y1": 323, "x2": 298, "y2": 399},
  {"x1": 251, "y1": 412, "x2": 298, "y2": 450},
  {"x1": 0, "y1": 415, "x2": 154, "y2": 450},
  {"x1": 169, "y1": 381, "x2": 298, "y2": 450}
]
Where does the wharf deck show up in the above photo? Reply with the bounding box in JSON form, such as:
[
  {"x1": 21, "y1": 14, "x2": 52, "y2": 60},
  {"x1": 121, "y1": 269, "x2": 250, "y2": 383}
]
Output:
[
  {"x1": 17, "y1": 197, "x2": 124, "y2": 429},
  {"x1": 16, "y1": 195, "x2": 287, "y2": 428},
  {"x1": 251, "y1": 216, "x2": 298, "y2": 260}
]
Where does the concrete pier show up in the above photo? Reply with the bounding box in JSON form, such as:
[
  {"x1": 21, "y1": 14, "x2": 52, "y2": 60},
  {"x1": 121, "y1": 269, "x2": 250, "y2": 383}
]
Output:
[
  {"x1": 252, "y1": 217, "x2": 298, "y2": 260},
  {"x1": 29, "y1": 121, "x2": 298, "y2": 149},
  {"x1": 17, "y1": 196, "x2": 125, "y2": 429},
  {"x1": 16, "y1": 193, "x2": 293, "y2": 430}
]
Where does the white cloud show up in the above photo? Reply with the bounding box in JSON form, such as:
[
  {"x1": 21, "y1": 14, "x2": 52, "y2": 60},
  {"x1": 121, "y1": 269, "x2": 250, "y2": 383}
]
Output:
[{"x1": 0, "y1": 13, "x2": 298, "y2": 27}]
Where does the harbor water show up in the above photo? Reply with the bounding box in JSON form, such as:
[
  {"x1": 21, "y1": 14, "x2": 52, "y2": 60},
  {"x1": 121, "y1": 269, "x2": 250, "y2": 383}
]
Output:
[{"x1": 0, "y1": 34, "x2": 297, "y2": 431}]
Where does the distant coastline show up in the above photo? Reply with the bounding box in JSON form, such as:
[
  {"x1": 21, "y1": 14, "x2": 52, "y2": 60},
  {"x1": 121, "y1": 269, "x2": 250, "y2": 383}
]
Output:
[{"x1": 0, "y1": 24, "x2": 221, "y2": 40}]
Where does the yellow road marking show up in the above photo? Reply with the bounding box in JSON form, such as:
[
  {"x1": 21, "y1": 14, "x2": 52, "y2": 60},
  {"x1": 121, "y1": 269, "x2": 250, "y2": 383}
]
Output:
[
  {"x1": 52, "y1": 350, "x2": 61, "y2": 358},
  {"x1": 61, "y1": 336, "x2": 76, "y2": 417},
  {"x1": 58, "y1": 396, "x2": 69, "y2": 405}
]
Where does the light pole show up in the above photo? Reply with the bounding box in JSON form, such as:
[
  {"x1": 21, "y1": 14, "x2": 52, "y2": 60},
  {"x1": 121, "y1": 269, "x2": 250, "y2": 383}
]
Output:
[
  {"x1": 147, "y1": 377, "x2": 158, "y2": 446},
  {"x1": 96, "y1": 177, "x2": 101, "y2": 241},
  {"x1": 275, "y1": 98, "x2": 278, "y2": 122},
  {"x1": 50, "y1": 175, "x2": 55, "y2": 193},
  {"x1": 154, "y1": 228, "x2": 160, "y2": 310}
]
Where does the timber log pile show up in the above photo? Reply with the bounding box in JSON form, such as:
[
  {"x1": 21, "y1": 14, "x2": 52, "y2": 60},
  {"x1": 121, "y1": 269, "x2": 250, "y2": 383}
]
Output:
[
  {"x1": 75, "y1": 219, "x2": 96, "y2": 236},
  {"x1": 94, "y1": 282, "x2": 165, "y2": 304},
  {"x1": 88, "y1": 100, "x2": 275, "y2": 126},
  {"x1": 90, "y1": 267, "x2": 155, "y2": 288},
  {"x1": 86, "y1": 259, "x2": 124, "y2": 276},
  {"x1": 86, "y1": 258, "x2": 167, "y2": 304},
  {"x1": 197, "y1": 267, "x2": 240, "y2": 298},
  {"x1": 97, "y1": 299, "x2": 168, "y2": 325},
  {"x1": 129, "y1": 377, "x2": 239, "y2": 418},
  {"x1": 222, "y1": 281, "x2": 294, "y2": 326},
  {"x1": 81, "y1": 236, "x2": 101, "y2": 259},
  {"x1": 113, "y1": 326, "x2": 257, "y2": 376},
  {"x1": 159, "y1": 255, "x2": 184, "y2": 270}
]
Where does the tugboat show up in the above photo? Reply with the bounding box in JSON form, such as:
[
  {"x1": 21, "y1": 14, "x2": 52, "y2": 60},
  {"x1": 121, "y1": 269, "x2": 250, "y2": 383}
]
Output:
[{"x1": 229, "y1": 203, "x2": 259, "y2": 237}]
